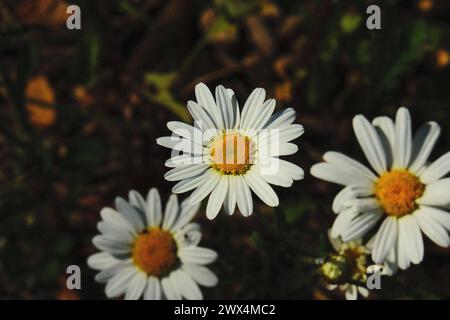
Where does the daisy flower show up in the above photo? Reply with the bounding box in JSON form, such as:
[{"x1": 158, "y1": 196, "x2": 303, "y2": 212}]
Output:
[
  {"x1": 87, "y1": 188, "x2": 218, "y2": 300},
  {"x1": 320, "y1": 232, "x2": 392, "y2": 300},
  {"x1": 156, "y1": 82, "x2": 304, "y2": 219},
  {"x1": 311, "y1": 107, "x2": 450, "y2": 270},
  {"x1": 320, "y1": 234, "x2": 370, "y2": 300}
]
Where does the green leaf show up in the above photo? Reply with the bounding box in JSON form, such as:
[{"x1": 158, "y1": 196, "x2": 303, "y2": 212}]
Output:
[
  {"x1": 340, "y1": 14, "x2": 362, "y2": 34},
  {"x1": 144, "y1": 71, "x2": 190, "y2": 122},
  {"x1": 251, "y1": 232, "x2": 265, "y2": 249},
  {"x1": 214, "y1": 0, "x2": 258, "y2": 18}
]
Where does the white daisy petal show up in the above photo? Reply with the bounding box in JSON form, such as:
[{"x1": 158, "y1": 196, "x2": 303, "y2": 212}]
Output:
[
  {"x1": 323, "y1": 152, "x2": 378, "y2": 182},
  {"x1": 206, "y1": 177, "x2": 228, "y2": 220},
  {"x1": 277, "y1": 143, "x2": 298, "y2": 156},
  {"x1": 172, "y1": 174, "x2": 205, "y2": 194},
  {"x1": 263, "y1": 158, "x2": 303, "y2": 183},
  {"x1": 240, "y1": 88, "x2": 266, "y2": 129},
  {"x1": 382, "y1": 258, "x2": 397, "y2": 276},
  {"x1": 100, "y1": 208, "x2": 136, "y2": 235},
  {"x1": 165, "y1": 154, "x2": 205, "y2": 168},
  {"x1": 161, "y1": 276, "x2": 181, "y2": 300},
  {"x1": 418, "y1": 178, "x2": 450, "y2": 207},
  {"x1": 223, "y1": 176, "x2": 237, "y2": 215},
  {"x1": 372, "y1": 216, "x2": 398, "y2": 264},
  {"x1": 397, "y1": 218, "x2": 411, "y2": 270},
  {"x1": 327, "y1": 230, "x2": 343, "y2": 252},
  {"x1": 278, "y1": 124, "x2": 305, "y2": 142},
  {"x1": 358, "y1": 287, "x2": 369, "y2": 298},
  {"x1": 188, "y1": 169, "x2": 221, "y2": 205},
  {"x1": 97, "y1": 221, "x2": 135, "y2": 244},
  {"x1": 373, "y1": 116, "x2": 395, "y2": 169},
  {"x1": 187, "y1": 100, "x2": 217, "y2": 130},
  {"x1": 124, "y1": 271, "x2": 147, "y2": 300},
  {"x1": 176, "y1": 223, "x2": 202, "y2": 246},
  {"x1": 182, "y1": 264, "x2": 218, "y2": 287},
  {"x1": 179, "y1": 246, "x2": 218, "y2": 265},
  {"x1": 264, "y1": 107, "x2": 296, "y2": 129},
  {"x1": 226, "y1": 89, "x2": 240, "y2": 129},
  {"x1": 162, "y1": 194, "x2": 179, "y2": 230},
  {"x1": 92, "y1": 235, "x2": 131, "y2": 255},
  {"x1": 115, "y1": 197, "x2": 145, "y2": 232},
  {"x1": 171, "y1": 269, "x2": 203, "y2": 300},
  {"x1": 341, "y1": 209, "x2": 383, "y2": 242},
  {"x1": 105, "y1": 265, "x2": 137, "y2": 298},
  {"x1": 164, "y1": 164, "x2": 209, "y2": 182},
  {"x1": 278, "y1": 158, "x2": 304, "y2": 181},
  {"x1": 156, "y1": 136, "x2": 203, "y2": 155},
  {"x1": 262, "y1": 170, "x2": 293, "y2": 187},
  {"x1": 87, "y1": 252, "x2": 120, "y2": 271},
  {"x1": 345, "y1": 198, "x2": 380, "y2": 213},
  {"x1": 419, "y1": 206, "x2": 450, "y2": 231},
  {"x1": 420, "y1": 152, "x2": 450, "y2": 184},
  {"x1": 353, "y1": 115, "x2": 387, "y2": 174},
  {"x1": 331, "y1": 210, "x2": 357, "y2": 238},
  {"x1": 248, "y1": 99, "x2": 276, "y2": 134},
  {"x1": 215, "y1": 85, "x2": 234, "y2": 129},
  {"x1": 146, "y1": 188, "x2": 162, "y2": 227},
  {"x1": 235, "y1": 175, "x2": 253, "y2": 217},
  {"x1": 128, "y1": 190, "x2": 146, "y2": 211},
  {"x1": 167, "y1": 121, "x2": 205, "y2": 145},
  {"x1": 244, "y1": 169, "x2": 279, "y2": 207},
  {"x1": 94, "y1": 263, "x2": 123, "y2": 283},
  {"x1": 332, "y1": 187, "x2": 356, "y2": 214},
  {"x1": 144, "y1": 276, "x2": 162, "y2": 300},
  {"x1": 327, "y1": 284, "x2": 338, "y2": 290},
  {"x1": 345, "y1": 285, "x2": 358, "y2": 300},
  {"x1": 399, "y1": 215, "x2": 424, "y2": 265},
  {"x1": 393, "y1": 107, "x2": 413, "y2": 169},
  {"x1": 409, "y1": 122, "x2": 441, "y2": 173},
  {"x1": 414, "y1": 209, "x2": 450, "y2": 247},
  {"x1": 310, "y1": 163, "x2": 372, "y2": 187},
  {"x1": 195, "y1": 82, "x2": 224, "y2": 129},
  {"x1": 169, "y1": 272, "x2": 185, "y2": 301},
  {"x1": 128, "y1": 190, "x2": 149, "y2": 225},
  {"x1": 171, "y1": 199, "x2": 200, "y2": 231},
  {"x1": 385, "y1": 236, "x2": 398, "y2": 273}
]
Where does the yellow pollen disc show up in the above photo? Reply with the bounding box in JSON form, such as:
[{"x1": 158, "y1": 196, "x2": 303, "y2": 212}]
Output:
[
  {"x1": 375, "y1": 170, "x2": 425, "y2": 217},
  {"x1": 342, "y1": 245, "x2": 367, "y2": 282},
  {"x1": 322, "y1": 243, "x2": 368, "y2": 285},
  {"x1": 132, "y1": 228, "x2": 178, "y2": 276},
  {"x1": 210, "y1": 133, "x2": 254, "y2": 175}
]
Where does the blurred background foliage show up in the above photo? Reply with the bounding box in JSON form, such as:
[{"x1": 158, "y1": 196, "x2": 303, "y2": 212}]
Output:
[{"x1": 0, "y1": 0, "x2": 449, "y2": 299}]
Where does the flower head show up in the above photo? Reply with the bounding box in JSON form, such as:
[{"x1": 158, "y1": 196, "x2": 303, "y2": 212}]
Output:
[
  {"x1": 320, "y1": 232, "x2": 393, "y2": 300},
  {"x1": 157, "y1": 83, "x2": 304, "y2": 219},
  {"x1": 311, "y1": 107, "x2": 450, "y2": 270},
  {"x1": 87, "y1": 188, "x2": 218, "y2": 300}
]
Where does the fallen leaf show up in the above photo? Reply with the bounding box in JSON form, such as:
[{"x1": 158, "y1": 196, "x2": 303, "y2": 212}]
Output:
[
  {"x1": 26, "y1": 76, "x2": 57, "y2": 129},
  {"x1": 16, "y1": 0, "x2": 68, "y2": 27},
  {"x1": 418, "y1": 0, "x2": 433, "y2": 12},
  {"x1": 275, "y1": 81, "x2": 292, "y2": 103},
  {"x1": 436, "y1": 49, "x2": 450, "y2": 68},
  {"x1": 246, "y1": 15, "x2": 273, "y2": 56}
]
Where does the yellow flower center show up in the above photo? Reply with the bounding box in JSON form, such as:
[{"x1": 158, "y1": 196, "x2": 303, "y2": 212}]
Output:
[
  {"x1": 132, "y1": 228, "x2": 178, "y2": 276},
  {"x1": 341, "y1": 245, "x2": 367, "y2": 282},
  {"x1": 321, "y1": 255, "x2": 346, "y2": 283},
  {"x1": 321, "y1": 243, "x2": 368, "y2": 285},
  {"x1": 375, "y1": 170, "x2": 425, "y2": 217},
  {"x1": 210, "y1": 133, "x2": 254, "y2": 175}
]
